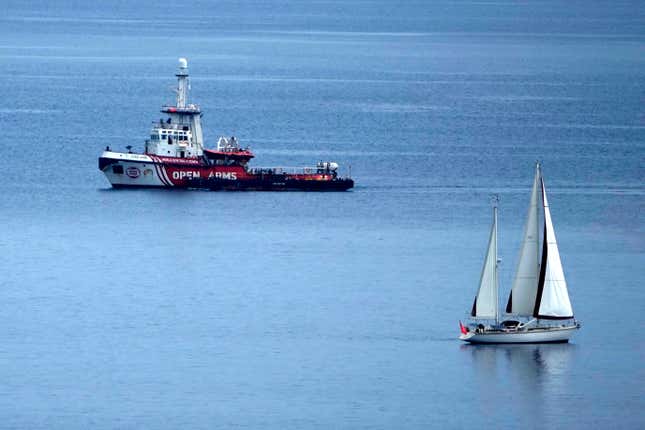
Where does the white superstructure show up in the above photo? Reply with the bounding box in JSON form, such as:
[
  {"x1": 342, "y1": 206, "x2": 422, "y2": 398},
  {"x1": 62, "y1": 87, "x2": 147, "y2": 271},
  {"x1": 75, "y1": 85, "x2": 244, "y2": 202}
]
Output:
[{"x1": 143, "y1": 58, "x2": 204, "y2": 158}]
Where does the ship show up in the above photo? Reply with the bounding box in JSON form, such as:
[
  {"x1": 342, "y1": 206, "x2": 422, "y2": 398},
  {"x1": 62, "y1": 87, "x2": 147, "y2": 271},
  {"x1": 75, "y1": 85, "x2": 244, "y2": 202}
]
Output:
[{"x1": 98, "y1": 58, "x2": 354, "y2": 191}]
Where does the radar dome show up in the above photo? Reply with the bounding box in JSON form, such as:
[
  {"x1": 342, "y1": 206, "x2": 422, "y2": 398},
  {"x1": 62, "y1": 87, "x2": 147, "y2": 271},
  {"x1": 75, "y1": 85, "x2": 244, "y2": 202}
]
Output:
[{"x1": 178, "y1": 58, "x2": 188, "y2": 69}]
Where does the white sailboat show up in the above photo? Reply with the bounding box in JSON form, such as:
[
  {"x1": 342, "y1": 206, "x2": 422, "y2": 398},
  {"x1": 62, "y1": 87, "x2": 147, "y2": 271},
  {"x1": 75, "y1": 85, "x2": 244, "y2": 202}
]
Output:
[{"x1": 459, "y1": 163, "x2": 581, "y2": 344}]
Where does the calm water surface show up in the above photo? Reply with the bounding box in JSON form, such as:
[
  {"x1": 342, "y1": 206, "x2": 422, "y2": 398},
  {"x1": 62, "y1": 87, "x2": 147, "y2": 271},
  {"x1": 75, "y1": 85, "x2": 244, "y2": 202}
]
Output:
[{"x1": 0, "y1": 1, "x2": 643, "y2": 428}]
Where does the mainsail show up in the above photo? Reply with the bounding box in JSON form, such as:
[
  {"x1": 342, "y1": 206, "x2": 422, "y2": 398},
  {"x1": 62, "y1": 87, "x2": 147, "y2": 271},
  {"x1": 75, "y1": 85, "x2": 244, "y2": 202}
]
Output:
[
  {"x1": 533, "y1": 178, "x2": 574, "y2": 319},
  {"x1": 471, "y1": 205, "x2": 498, "y2": 320},
  {"x1": 506, "y1": 164, "x2": 541, "y2": 315}
]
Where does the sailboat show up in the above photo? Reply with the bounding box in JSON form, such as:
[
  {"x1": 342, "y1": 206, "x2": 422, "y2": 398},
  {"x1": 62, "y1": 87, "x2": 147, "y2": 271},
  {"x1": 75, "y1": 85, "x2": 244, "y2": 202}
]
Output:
[{"x1": 459, "y1": 163, "x2": 581, "y2": 343}]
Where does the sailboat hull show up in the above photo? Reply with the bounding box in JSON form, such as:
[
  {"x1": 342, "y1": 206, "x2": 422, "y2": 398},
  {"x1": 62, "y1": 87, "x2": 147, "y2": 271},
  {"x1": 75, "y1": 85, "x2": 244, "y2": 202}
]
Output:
[{"x1": 459, "y1": 325, "x2": 578, "y2": 344}]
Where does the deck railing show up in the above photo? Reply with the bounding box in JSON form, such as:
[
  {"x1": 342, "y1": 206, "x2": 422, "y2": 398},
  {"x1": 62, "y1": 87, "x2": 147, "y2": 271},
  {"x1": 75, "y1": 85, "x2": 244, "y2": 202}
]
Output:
[
  {"x1": 248, "y1": 166, "x2": 336, "y2": 176},
  {"x1": 151, "y1": 122, "x2": 192, "y2": 131}
]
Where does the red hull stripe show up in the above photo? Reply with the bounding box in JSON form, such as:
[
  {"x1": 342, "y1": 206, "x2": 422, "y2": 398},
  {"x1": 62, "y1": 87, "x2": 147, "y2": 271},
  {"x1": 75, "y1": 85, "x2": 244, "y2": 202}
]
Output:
[
  {"x1": 161, "y1": 165, "x2": 173, "y2": 186},
  {"x1": 149, "y1": 156, "x2": 163, "y2": 185},
  {"x1": 149, "y1": 155, "x2": 172, "y2": 187}
]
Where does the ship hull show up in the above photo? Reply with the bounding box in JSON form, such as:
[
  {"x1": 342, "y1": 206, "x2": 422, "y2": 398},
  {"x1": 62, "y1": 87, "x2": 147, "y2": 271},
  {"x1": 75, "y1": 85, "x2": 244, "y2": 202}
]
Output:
[
  {"x1": 99, "y1": 151, "x2": 353, "y2": 191},
  {"x1": 100, "y1": 156, "x2": 167, "y2": 188},
  {"x1": 188, "y1": 177, "x2": 354, "y2": 191},
  {"x1": 459, "y1": 325, "x2": 579, "y2": 344}
]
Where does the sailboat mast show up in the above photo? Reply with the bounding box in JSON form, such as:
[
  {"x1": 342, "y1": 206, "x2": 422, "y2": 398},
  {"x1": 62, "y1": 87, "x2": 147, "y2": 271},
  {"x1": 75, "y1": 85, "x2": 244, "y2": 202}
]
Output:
[
  {"x1": 535, "y1": 162, "x2": 542, "y2": 293},
  {"x1": 493, "y1": 197, "x2": 500, "y2": 325}
]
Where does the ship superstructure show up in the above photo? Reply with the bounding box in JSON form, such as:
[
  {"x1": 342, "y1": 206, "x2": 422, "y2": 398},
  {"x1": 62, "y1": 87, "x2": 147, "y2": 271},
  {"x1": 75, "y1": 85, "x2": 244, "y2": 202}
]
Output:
[
  {"x1": 145, "y1": 58, "x2": 204, "y2": 159},
  {"x1": 98, "y1": 58, "x2": 353, "y2": 191}
]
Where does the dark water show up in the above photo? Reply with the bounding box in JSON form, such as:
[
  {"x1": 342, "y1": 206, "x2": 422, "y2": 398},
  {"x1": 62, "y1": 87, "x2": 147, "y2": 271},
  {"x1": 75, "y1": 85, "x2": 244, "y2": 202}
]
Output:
[{"x1": 1, "y1": 1, "x2": 643, "y2": 428}]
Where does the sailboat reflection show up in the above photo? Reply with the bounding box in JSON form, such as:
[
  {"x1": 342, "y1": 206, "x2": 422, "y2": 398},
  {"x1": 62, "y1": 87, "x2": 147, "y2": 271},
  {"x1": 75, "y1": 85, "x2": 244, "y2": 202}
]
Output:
[
  {"x1": 461, "y1": 343, "x2": 575, "y2": 424},
  {"x1": 464, "y1": 342, "x2": 574, "y2": 378}
]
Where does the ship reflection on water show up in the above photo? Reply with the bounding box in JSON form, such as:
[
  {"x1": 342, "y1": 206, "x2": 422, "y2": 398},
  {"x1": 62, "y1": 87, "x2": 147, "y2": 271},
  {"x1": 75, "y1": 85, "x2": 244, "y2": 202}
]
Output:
[{"x1": 461, "y1": 343, "x2": 576, "y2": 427}]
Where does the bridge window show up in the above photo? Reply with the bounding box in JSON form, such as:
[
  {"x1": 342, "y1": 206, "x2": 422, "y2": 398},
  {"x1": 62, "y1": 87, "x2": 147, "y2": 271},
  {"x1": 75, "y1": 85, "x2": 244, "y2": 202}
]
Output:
[{"x1": 112, "y1": 165, "x2": 124, "y2": 174}]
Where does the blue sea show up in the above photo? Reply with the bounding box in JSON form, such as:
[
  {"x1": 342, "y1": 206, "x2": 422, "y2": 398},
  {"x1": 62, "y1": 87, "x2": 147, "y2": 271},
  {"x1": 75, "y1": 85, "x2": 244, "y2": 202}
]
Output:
[{"x1": 0, "y1": 1, "x2": 643, "y2": 428}]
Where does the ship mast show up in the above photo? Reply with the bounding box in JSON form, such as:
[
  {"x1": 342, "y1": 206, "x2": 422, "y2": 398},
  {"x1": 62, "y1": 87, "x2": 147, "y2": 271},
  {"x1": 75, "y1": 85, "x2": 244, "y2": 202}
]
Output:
[{"x1": 176, "y1": 58, "x2": 189, "y2": 108}]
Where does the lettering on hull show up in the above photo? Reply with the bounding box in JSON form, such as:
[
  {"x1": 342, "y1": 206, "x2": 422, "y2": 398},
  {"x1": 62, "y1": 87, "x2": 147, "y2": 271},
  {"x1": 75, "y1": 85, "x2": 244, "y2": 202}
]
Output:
[
  {"x1": 208, "y1": 171, "x2": 238, "y2": 180},
  {"x1": 168, "y1": 169, "x2": 238, "y2": 183},
  {"x1": 171, "y1": 171, "x2": 201, "y2": 180}
]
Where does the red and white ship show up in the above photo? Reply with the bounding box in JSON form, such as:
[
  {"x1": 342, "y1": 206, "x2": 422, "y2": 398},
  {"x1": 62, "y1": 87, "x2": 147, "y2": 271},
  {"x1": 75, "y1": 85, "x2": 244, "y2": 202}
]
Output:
[{"x1": 98, "y1": 58, "x2": 354, "y2": 191}]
